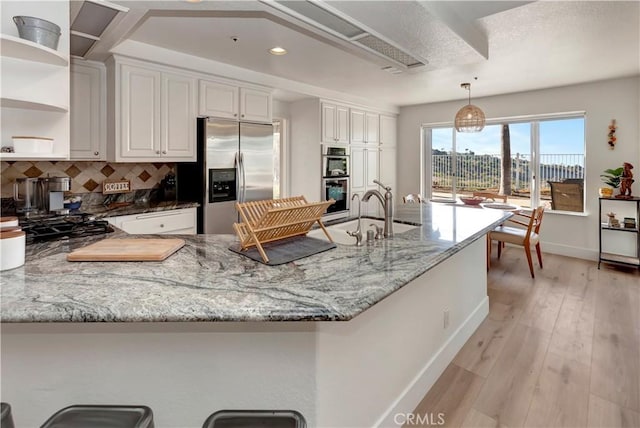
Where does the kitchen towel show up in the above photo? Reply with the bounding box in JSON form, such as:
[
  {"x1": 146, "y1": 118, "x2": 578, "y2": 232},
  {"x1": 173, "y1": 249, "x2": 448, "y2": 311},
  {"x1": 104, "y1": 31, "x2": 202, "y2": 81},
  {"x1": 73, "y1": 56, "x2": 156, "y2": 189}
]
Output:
[{"x1": 229, "y1": 236, "x2": 336, "y2": 266}]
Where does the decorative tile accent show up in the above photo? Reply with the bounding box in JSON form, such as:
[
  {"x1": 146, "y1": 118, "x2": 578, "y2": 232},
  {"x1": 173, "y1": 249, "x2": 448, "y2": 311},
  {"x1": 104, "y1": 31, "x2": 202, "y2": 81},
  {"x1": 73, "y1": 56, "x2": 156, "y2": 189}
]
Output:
[
  {"x1": 65, "y1": 165, "x2": 81, "y2": 178},
  {"x1": 23, "y1": 165, "x2": 43, "y2": 178},
  {"x1": 0, "y1": 161, "x2": 175, "y2": 197},
  {"x1": 138, "y1": 170, "x2": 151, "y2": 182},
  {"x1": 100, "y1": 165, "x2": 115, "y2": 177},
  {"x1": 83, "y1": 178, "x2": 99, "y2": 192}
]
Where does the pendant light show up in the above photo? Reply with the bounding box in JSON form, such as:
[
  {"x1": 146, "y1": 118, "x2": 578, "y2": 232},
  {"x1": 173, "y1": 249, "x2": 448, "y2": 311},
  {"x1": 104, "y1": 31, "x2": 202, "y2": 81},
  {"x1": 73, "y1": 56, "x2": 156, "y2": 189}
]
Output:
[{"x1": 454, "y1": 82, "x2": 485, "y2": 132}]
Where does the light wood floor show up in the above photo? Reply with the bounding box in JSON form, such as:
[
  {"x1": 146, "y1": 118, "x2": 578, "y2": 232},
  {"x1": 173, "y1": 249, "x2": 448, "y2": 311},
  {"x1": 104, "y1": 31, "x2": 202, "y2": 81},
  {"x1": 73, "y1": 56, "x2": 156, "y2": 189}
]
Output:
[{"x1": 408, "y1": 246, "x2": 640, "y2": 428}]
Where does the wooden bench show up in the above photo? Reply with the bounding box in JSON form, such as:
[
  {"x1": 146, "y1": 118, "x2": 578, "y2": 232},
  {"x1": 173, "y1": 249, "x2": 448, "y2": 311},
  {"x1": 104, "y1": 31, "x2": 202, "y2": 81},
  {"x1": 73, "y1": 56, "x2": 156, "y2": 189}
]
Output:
[{"x1": 233, "y1": 196, "x2": 335, "y2": 263}]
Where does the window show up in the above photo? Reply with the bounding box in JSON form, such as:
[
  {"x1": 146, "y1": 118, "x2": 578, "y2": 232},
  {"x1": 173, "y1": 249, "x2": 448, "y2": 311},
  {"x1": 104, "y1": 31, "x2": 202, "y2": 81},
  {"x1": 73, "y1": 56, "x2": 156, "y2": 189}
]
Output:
[{"x1": 422, "y1": 114, "x2": 585, "y2": 212}]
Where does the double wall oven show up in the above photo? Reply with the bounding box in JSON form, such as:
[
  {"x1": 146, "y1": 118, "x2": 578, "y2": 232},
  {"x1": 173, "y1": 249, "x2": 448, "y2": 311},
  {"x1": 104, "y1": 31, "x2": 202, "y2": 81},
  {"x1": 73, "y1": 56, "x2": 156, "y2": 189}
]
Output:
[{"x1": 321, "y1": 145, "x2": 349, "y2": 216}]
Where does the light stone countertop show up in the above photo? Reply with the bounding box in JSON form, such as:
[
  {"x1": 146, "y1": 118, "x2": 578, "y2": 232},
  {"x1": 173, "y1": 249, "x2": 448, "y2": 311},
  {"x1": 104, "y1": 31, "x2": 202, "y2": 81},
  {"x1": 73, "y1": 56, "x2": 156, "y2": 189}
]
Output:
[{"x1": 0, "y1": 203, "x2": 512, "y2": 323}]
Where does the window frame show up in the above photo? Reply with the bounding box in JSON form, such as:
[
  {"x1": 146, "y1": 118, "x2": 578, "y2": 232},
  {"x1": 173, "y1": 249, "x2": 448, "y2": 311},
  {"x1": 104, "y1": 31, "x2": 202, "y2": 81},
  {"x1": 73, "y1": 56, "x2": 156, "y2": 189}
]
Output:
[{"x1": 420, "y1": 111, "x2": 586, "y2": 213}]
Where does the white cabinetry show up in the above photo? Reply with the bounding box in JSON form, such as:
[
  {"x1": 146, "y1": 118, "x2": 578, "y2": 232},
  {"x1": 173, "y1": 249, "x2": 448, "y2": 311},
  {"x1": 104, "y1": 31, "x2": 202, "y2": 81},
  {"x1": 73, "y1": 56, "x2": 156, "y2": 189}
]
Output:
[
  {"x1": 351, "y1": 145, "x2": 380, "y2": 217},
  {"x1": 350, "y1": 109, "x2": 379, "y2": 145},
  {"x1": 70, "y1": 60, "x2": 106, "y2": 160},
  {"x1": 106, "y1": 208, "x2": 196, "y2": 235},
  {"x1": 379, "y1": 115, "x2": 397, "y2": 147},
  {"x1": 108, "y1": 57, "x2": 196, "y2": 162},
  {"x1": 199, "y1": 80, "x2": 272, "y2": 123},
  {"x1": 321, "y1": 102, "x2": 349, "y2": 144},
  {"x1": 379, "y1": 146, "x2": 397, "y2": 196},
  {"x1": 0, "y1": 1, "x2": 70, "y2": 160}
]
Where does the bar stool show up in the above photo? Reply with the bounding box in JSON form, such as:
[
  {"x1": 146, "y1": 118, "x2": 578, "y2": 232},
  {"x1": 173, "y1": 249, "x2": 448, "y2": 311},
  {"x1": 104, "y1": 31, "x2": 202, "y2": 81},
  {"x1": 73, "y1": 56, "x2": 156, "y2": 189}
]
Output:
[
  {"x1": 1, "y1": 402, "x2": 15, "y2": 428},
  {"x1": 40, "y1": 405, "x2": 154, "y2": 428},
  {"x1": 202, "y1": 410, "x2": 306, "y2": 428}
]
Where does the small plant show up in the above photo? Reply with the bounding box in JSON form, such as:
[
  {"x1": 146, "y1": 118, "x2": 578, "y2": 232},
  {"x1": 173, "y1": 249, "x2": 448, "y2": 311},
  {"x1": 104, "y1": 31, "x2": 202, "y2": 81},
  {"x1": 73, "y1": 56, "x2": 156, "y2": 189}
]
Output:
[{"x1": 601, "y1": 167, "x2": 624, "y2": 188}]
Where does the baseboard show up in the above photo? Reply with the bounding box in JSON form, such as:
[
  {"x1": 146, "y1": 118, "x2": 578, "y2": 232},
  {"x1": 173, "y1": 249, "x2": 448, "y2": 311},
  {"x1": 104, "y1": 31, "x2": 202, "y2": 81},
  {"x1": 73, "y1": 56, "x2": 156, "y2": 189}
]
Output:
[
  {"x1": 539, "y1": 241, "x2": 598, "y2": 261},
  {"x1": 374, "y1": 296, "x2": 490, "y2": 428}
]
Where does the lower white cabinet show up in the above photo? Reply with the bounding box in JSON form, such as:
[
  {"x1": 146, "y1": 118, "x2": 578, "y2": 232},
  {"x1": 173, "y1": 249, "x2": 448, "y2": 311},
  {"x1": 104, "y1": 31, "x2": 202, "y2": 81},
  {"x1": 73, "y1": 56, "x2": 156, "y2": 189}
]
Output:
[
  {"x1": 106, "y1": 208, "x2": 196, "y2": 235},
  {"x1": 379, "y1": 146, "x2": 397, "y2": 197},
  {"x1": 350, "y1": 145, "x2": 380, "y2": 217}
]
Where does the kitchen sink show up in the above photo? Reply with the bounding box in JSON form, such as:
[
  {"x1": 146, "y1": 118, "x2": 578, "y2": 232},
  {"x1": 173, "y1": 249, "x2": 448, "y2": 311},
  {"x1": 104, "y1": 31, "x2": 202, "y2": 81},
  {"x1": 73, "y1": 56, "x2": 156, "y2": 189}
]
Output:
[{"x1": 307, "y1": 219, "x2": 419, "y2": 245}]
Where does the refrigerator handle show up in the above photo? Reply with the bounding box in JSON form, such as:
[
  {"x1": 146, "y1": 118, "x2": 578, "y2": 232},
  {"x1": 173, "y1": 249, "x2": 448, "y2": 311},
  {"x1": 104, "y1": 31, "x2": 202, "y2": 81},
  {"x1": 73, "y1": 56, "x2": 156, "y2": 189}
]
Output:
[
  {"x1": 240, "y1": 152, "x2": 247, "y2": 203},
  {"x1": 234, "y1": 152, "x2": 241, "y2": 203}
]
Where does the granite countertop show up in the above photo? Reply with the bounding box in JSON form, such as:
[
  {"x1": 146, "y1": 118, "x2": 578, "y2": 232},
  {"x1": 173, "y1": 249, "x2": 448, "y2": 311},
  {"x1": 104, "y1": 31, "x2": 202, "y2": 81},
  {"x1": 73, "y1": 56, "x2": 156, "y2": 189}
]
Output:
[
  {"x1": 0, "y1": 203, "x2": 512, "y2": 323},
  {"x1": 85, "y1": 200, "x2": 199, "y2": 218}
]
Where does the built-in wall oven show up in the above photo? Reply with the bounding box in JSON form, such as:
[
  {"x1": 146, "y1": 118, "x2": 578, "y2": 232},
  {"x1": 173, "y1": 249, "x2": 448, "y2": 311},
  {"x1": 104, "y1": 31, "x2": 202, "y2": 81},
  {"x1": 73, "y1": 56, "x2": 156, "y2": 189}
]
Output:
[{"x1": 321, "y1": 145, "x2": 350, "y2": 215}]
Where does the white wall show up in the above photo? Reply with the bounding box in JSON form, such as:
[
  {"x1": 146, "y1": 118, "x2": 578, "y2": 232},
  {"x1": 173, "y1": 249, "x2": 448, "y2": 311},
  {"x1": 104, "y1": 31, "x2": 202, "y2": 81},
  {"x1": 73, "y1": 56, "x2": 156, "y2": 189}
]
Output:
[{"x1": 398, "y1": 76, "x2": 640, "y2": 259}]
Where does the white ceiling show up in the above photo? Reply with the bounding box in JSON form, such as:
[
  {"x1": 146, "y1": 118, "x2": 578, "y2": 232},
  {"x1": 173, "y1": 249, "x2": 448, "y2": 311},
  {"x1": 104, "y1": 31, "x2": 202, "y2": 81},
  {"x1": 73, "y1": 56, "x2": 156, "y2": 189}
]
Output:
[{"x1": 102, "y1": 0, "x2": 640, "y2": 107}]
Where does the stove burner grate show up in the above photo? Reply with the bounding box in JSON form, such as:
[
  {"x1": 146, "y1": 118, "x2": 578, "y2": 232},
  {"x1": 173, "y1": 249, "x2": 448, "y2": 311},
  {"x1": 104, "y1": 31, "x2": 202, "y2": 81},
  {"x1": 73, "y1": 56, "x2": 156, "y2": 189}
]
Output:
[{"x1": 20, "y1": 213, "x2": 114, "y2": 244}]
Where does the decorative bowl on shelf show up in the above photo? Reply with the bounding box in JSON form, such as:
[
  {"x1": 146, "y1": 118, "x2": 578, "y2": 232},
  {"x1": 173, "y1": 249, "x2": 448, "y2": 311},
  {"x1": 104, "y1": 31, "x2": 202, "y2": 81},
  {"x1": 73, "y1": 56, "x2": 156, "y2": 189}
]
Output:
[{"x1": 459, "y1": 196, "x2": 485, "y2": 206}]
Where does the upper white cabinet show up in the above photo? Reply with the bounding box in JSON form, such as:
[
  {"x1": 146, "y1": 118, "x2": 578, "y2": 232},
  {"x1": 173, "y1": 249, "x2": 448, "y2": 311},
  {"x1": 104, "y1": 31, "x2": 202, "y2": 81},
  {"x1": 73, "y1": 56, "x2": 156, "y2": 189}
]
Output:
[
  {"x1": 321, "y1": 102, "x2": 349, "y2": 144},
  {"x1": 379, "y1": 115, "x2": 397, "y2": 147},
  {"x1": 0, "y1": 2, "x2": 70, "y2": 160},
  {"x1": 350, "y1": 109, "x2": 379, "y2": 144},
  {"x1": 107, "y1": 57, "x2": 196, "y2": 162},
  {"x1": 199, "y1": 79, "x2": 272, "y2": 123},
  {"x1": 70, "y1": 60, "x2": 106, "y2": 160},
  {"x1": 240, "y1": 87, "x2": 272, "y2": 123},
  {"x1": 198, "y1": 80, "x2": 238, "y2": 119}
]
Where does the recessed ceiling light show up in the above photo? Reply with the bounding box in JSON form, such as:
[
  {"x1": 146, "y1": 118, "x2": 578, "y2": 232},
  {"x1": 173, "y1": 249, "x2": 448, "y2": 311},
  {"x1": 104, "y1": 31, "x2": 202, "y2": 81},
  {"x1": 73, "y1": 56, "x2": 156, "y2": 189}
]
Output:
[
  {"x1": 183, "y1": 0, "x2": 202, "y2": 3},
  {"x1": 269, "y1": 47, "x2": 287, "y2": 55}
]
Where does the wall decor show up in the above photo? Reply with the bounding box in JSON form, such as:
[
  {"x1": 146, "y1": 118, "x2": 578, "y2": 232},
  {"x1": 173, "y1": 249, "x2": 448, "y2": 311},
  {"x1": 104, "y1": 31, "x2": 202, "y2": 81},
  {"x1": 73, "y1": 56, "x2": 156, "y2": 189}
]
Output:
[{"x1": 607, "y1": 119, "x2": 617, "y2": 149}]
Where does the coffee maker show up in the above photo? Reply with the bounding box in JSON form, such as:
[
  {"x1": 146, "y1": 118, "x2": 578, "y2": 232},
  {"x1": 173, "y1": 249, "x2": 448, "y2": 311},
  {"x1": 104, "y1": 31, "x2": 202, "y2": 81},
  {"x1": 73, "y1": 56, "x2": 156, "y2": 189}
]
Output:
[{"x1": 13, "y1": 176, "x2": 71, "y2": 216}]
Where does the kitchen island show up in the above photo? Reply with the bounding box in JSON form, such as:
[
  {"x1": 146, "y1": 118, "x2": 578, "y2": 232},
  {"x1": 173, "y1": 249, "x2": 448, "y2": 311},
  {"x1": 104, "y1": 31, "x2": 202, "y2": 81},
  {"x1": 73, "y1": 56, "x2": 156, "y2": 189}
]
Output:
[{"x1": 1, "y1": 203, "x2": 510, "y2": 427}]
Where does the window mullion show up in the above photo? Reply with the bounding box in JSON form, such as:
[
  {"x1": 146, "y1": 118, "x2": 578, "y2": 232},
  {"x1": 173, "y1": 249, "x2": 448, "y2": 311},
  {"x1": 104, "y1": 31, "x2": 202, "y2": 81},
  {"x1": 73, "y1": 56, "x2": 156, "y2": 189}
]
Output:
[{"x1": 531, "y1": 122, "x2": 540, "y2": 208}]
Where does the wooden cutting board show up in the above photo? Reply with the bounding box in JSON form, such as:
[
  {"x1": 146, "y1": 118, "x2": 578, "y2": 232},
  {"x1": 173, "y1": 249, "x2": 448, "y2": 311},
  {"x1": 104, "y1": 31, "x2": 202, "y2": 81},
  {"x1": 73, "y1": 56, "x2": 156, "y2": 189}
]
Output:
[{"x1": 67, "y1": 238, "x2": 185, "y2": 262}]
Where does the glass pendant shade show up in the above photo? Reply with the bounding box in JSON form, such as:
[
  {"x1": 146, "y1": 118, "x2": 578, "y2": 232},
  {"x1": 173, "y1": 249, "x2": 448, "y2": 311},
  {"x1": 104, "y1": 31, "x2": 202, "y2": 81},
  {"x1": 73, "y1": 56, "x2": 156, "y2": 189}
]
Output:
[
  {"x1": 454, "y1": 82, "x2": 485, "y2": 132},
  {"x1": 455, "y1": 104, "x2": 485, "y2": 132}
]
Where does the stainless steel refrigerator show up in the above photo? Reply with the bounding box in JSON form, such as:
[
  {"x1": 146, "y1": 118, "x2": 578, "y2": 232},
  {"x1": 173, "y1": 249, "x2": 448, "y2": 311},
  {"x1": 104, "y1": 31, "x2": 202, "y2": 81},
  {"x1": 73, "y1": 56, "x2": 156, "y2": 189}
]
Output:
[{"x1": 176, "y1": 117, "x2": 274, "y2": 234}]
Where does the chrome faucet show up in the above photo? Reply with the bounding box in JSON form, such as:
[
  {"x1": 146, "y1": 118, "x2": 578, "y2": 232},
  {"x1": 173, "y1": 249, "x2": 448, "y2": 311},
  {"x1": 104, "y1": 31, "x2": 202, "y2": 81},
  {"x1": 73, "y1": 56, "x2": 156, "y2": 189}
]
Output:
[
  {"x1": 362, "y1": 180, "x2": 393, "y2": 238},
  {"x1": 347, "y1": 193, "x2": 363, "y2": 246}
]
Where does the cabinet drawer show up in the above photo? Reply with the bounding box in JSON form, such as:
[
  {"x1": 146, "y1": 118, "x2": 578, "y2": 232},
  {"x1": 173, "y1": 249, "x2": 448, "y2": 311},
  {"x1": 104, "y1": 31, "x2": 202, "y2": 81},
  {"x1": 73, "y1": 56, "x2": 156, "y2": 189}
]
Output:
[{"x1": 119, "y1": 210, "x2": 196, "y2": 235}]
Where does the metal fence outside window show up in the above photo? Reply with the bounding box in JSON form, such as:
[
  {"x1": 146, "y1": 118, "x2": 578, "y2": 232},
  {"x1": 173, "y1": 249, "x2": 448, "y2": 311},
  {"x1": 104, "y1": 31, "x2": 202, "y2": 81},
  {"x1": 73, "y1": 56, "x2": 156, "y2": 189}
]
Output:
[{"x1": 431, "y1": 153, "x2": 585, "y2": 195}]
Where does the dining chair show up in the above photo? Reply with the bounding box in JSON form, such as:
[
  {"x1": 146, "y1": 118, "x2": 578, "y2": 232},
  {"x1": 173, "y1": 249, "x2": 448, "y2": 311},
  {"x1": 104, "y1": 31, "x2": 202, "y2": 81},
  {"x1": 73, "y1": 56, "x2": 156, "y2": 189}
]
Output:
[
  {"x1": 472, "y1": 192, "x2": 507, "y2": 203},
  {"x1": 403, "y1": 194, "x2": 422, "y2": 203},
  {"x1": 488, "y1": 206, "x2": 545, "y2": 278}
]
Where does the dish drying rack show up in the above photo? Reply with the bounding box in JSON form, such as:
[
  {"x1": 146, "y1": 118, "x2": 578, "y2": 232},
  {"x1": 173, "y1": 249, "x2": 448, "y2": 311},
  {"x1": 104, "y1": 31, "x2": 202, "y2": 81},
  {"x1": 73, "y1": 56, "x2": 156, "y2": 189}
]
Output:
[{"x1": 233, "y1": 196, "x2": 335, "y2": 263}]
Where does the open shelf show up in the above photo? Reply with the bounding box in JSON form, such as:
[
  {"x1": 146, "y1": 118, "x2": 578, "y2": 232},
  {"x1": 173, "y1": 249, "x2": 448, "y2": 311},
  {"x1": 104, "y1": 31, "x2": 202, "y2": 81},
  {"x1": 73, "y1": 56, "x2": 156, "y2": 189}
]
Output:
[
  {"x1": 0, "y1": 152, "x2": 68, "y2": 161},
  {"x1": 1, "y1": 97, "x2": 68, "y2": 112},
  {"x1": 601, "y1": 223, "x2": 638, "y2": 233},
  {"x1": 0, "y1": 34, "x2": 68, "y2": 66},
  {"x1": 599, "y1": 253, "x2": 640, "y2": 266}
]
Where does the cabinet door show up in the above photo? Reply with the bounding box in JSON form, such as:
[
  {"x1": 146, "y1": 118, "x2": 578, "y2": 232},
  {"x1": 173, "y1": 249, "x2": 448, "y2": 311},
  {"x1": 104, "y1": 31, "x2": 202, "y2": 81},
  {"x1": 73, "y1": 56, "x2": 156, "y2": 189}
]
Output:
[
  {"x1": 321, "y1": 102, "x2": 336, "y2": 143},
  {"x1": 350, "y1": 109, "x2": 366, "y2": 144},
  {"x1": 71, "y1": 62, "x2": 106, "y2": 160},
  {"x1": 364, "y1": 148, "x2": 380, "y2": 216},
  {"x1": 336, "y1": 105, "x2": 349, "y2": 144},
  {"x1": 199, "y1": 80, "x2": 239, "y2": 119},
  {"x1": 350, "y1": 145, "x2": 366, "y2": 193},
  {"x1": 120, "y1": 64, "x2": 161, "y2": 158},
  {"x1": 365, "y1": 112, "x2": 379, "y2": 144},
  {"x1": 240, "y1": 88, "x2": 272, "y2": 123},
  {"x1": 380, "y1": 115, "x2": 397, "y2": 147},
  {"x1": 161, "y1": 73, "x2": 196, "y2": 160},
  {"x1": 379, "y1": 146, "x2": 397, "y2": 193}
]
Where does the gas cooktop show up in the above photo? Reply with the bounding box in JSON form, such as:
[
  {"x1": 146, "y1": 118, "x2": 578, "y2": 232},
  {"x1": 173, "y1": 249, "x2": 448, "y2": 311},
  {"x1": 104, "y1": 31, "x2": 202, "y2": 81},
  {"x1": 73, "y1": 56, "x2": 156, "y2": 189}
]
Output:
[{"x1": 19, "y1": 213, "x2": 114, "y2": 244}]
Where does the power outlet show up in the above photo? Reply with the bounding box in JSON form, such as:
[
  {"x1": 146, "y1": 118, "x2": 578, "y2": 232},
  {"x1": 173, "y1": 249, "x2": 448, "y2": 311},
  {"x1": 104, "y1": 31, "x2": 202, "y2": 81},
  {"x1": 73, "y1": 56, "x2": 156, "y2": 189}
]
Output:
[{"x1": 443, "y1": 309, "x2": 450, "y2": 329}]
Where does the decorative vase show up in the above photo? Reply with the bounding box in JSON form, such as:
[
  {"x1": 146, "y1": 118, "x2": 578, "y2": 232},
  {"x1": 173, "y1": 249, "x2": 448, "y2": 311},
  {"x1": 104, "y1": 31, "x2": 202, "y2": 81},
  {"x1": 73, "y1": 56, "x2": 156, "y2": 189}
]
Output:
[{"x1": 599, "y1": 187, "x2": 614, "y2": 198}]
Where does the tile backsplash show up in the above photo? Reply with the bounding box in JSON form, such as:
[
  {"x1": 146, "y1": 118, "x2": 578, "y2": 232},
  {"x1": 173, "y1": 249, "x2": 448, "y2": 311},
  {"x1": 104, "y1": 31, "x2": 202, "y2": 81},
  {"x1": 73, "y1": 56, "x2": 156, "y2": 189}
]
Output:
[{"x1": 0, "y1": 161, "x2": 174, "y2": 197}]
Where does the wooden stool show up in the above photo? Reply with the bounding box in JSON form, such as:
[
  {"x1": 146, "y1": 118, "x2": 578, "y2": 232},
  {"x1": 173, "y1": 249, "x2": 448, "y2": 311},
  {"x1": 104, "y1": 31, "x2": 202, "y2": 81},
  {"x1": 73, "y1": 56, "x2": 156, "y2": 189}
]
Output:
[{"x1": 40, "y1": 405, "x2": 154, "y2": 428}]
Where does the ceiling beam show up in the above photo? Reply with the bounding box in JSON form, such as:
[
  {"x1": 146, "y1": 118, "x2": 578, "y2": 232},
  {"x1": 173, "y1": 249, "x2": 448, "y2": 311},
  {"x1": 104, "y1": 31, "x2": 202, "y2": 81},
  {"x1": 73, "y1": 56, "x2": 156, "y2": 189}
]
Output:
[{"x1": 418, "y1": 1, "x2": 489, "y2": 59}]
